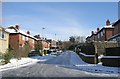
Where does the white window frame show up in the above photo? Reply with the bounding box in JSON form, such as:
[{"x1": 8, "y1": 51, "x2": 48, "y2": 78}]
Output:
[
  {"x1": 0, "y1": 31, "x2": 6, "y2": 39},
  {"x1": 0, "y1": 31, "x2": 2, "y2": 39},
  {"x1": 22, "y1": 35, "x2": 25, "y2": 40},
  {"x1": 26, "y1": 37, "x2": 29, "y2": 41},
  {"x1": 32, "y1": 39, "x2": 34, "y2": 44}
]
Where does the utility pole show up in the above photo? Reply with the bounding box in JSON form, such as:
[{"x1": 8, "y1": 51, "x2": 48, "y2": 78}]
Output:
[
  {"x1": 0, "y1": 0, "x2": 2, "y2": 26},
  {"x1": 41, "y1": 27, "x2": 45, "y2": 38},
  {"x1": 55, "y1": 34, "x2": 56, "y2": 51}
]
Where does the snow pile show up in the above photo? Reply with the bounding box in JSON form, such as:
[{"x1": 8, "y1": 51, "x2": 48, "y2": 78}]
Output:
[
  {"x1": 44, "y1": 51, "x2": 87, "y2": 66},
  {"x1": 31, "y1": 54, "x2": 53, "y2": 62},
  {"x1": 70, "y1": 51, "x2": 88, "y2": 65},
  {"x1": 44, "y1": 51, "x2": 120, "y2": 75},
  {"x1": 0, "y1": 58, "x2": 35, "y2": 71},
  {"x1": 0, "y1": 51, "x2": 119, "y2": 76},
  {"x1": 69, "y1": 52, "x2": 120, "y2": 75},
  {"x1": 0, "y1": 55, "x2": 53, "y2": 72}
]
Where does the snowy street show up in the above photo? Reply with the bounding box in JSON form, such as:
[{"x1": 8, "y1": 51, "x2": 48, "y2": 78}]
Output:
[{"x1": 1, "y1": 51, "x2": 120, "y2": 78}]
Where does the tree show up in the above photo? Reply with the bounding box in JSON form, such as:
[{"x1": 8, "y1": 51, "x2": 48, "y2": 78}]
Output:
[
  {"x1": 35, "y1": 40, "x2": 42, "y2": 51},
  {"x1": 22, "y1": 41, "x2": 32, "y2": 57},
  {"x1": 3, "y1": 49, "x2": 14, "y2": 64},
  {"x1": 62, "y1": 41, "x2": 72, "y2": 50},
  {"x1": 69, "y1": 36, "x2": 75, "y2": 43}
]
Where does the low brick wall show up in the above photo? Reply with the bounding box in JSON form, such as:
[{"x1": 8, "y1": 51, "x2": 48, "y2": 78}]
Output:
[
  {"x1": 102, "y1": 47, "x2": 120, "y2": 67},
  {"x1": 79, "y1": 53, "x2": 95, "y2": 64},
  {"x1": 102, "y1": 57, "x2": 120, "y2": 67}
]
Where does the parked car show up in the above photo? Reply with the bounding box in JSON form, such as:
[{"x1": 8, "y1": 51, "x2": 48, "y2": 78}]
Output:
[{"x1": 28, "y1": 50, "x2": 42, "y2": 57}]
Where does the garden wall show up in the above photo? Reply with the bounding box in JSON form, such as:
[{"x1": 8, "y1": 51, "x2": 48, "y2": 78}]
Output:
[
  {"x1": 102, "y1": 47, "x2": 120, "y2": 67},
  {"x1": 79, "y1": 52, "x2": 95, "y2": 64}
]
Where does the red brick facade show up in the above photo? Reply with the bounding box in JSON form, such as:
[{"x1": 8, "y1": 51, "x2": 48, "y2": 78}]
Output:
[
  {"x1": 7, "y1": 25, "x2": 36, "y2": 51},
  {"x1": 113, "y1": 19, "x2": 120, "y2": 35},
  {"x1": 34, "y1": 35, "x2": 51, "y2": 50},
  {"x1": 86, "y1": 20, "x2": 114, "y2": 42},
  {"x1": 42, "y1": 40, "x2": 50, "y2": 50}
]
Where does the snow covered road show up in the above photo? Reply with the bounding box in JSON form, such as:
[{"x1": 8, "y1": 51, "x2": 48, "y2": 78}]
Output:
[{"x1": 1, "y1": 51, "x2": 120, "y2": 78}]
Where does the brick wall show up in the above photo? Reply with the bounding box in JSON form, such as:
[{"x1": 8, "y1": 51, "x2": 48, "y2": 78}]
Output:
[
  {"x1": 113, "y1": 22, "x2": 120, "y2": 35},
  {"x1": 106, "y1": 29, "x2": 114, "y2": 40},
  {"x1": 9, "y1": 34, "x2": 19, "y2": 50},
  {"x1": 102, "y1": 58, "x2": 120, "y2": 67},
  {"x1": 79, "y1": 53, "x2": 95, "y2": 64}
]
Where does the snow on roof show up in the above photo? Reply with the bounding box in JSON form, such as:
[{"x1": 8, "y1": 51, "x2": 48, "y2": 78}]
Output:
[
  {"x1": 5, "y1": 29, "x2": 17, "y2": 33},
  {"x1": 103, "y1": 25, "x2": 113, "y2": 28},
  {"x1": 6, "y1": 25, "x2": 37, "y2": 40}
]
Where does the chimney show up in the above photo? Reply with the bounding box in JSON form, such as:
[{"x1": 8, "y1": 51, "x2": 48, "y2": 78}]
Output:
[
  {"x1": 15, "y1": 24, "x2": 20, "y2": 30},
  {"x1": 106, "y1": 19, "x2": 110, "y2": 26},
  {"x1": 97, "y1": 27, "x2": 100, "y2": 32},
  {"x1": 38, "y1": 34, "x2": 40, "y2": 37},
  {"x1": 27, "y1": 31, "x2": 30, "y2": 35},
  {"x1": 91, "y1": 31, "x2": 94, "y2": 35}
]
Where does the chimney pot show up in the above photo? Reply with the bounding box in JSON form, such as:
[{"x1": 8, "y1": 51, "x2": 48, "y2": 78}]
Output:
[
  {"x1": 15, "y1": 24, "x2": 20, "y2": 30},
  {"x1": 106, "y1": 19, "x2": 110, "y2": 26},
  {"x1": 97, "y1": 28, "x2": 100, "y2": 32},
  {"x1": 91, "y1": 31, "x2": 94, "y2": 35},
  {"x1": 27, "y1": 31, "x2": 30, "y2": 35}
]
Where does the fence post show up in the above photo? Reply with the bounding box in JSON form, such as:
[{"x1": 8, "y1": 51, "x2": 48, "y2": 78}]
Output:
[{"x1": 94, "y1": 42, "x2": 98, "y2": 64}]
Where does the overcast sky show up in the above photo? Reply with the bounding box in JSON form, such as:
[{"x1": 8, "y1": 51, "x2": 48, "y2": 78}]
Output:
[{"x1": 2, "y1": 1, "x2": 119, "y2": 41}]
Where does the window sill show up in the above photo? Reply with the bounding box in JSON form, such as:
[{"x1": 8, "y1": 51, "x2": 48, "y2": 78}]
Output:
[{"x1": 0, "y1": 38, "x2": 7, "y2": 41}]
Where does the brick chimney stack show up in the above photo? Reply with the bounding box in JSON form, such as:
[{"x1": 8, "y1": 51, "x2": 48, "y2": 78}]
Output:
[
  {"x1": 97, "y1": 27, "x2": 100, "y2": 32},
  {"x1": 106, "y1": 19, "x2": 110, "y2": 26},
  {"x1": 27, "y1": 31, "x2": 30, "y2": 35},
  {"x1": 15, "y1": 24, "x2": 20, "y2": 30}
]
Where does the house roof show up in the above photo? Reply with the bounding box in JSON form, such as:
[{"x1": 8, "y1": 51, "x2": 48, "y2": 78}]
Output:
[
  {"x1": 103, "y1": 25, "x2": 113, "y2": 28},
  {"x1": 112, "y1": 19, "x2": 120, "y2": 26},
  {"x1": 96, "y1": 25, "x2": 114, "y2": 34},
  {"x1": 0, "y1": 26, "x2": 9, "y2": 33},
  {"x1": 6, "y1": 25, "x2": 37, "y2": 40},
  {"x1": 88, "y1": 25, "x2": 114, "y2": 38}
]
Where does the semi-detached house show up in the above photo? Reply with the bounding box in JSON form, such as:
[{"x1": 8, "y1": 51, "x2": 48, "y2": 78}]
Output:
[
  {"x1": 108, "y1": 19, "x2": 120, "y2": 47},
  {"x1": 0, "y1": 26, "x2": 9, "y2": 54},
  {"x1": 6, "y1": 25, "x2": 37, "y2": 54},
  {"x1": 86, "y1": 20, "x2": 114, "y2": 42}
]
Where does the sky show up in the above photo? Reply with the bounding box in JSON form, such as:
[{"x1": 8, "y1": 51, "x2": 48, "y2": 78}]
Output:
[{"x1": 1, "y1": 1, "x2": 119, "y2": 41}]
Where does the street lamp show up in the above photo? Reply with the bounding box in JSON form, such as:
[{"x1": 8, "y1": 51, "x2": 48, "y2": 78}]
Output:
[
  {"x1": 55, "y1": 34, "x2": 57, "y2": 51},
  {"x1": 41, "y1": 27, "x2": 45, "y2": 38}
]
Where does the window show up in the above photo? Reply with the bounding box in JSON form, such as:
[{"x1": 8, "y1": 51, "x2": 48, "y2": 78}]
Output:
[
  {"x1": 26, "y1": 37, "x2": 28, "y2": 41},
  {"x1": 2, "y1": 32, "x2": 6, "y2": 39},
  {"x1": 0, "y1": 31, "x2": 2, "y2": 38},
  {"x1": 97, "y1": 34, "x2": 100, "y2": 38},
  {"x1": 101, "y1": 32, "x2": 103, "y2": 37},
  {"x1": 0, "y1": 31, "x2": 6, "y2": 39},
  {"x1": 21, "y1": 35, "x2": 25, "y2": 40},
  {"x1": 103, "y1": 30, "x2": 105, "y2": 34},
  {"x1": 32, "y1": 40, "x2": 34, "y2": 43}
]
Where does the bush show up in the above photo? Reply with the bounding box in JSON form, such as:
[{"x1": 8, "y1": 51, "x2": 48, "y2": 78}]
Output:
[
  {"x1": 81, "y1": 43, "x2": 95, "y2": 55},
  {"x1": 3, "y1": 49, "x2": 14, "y2": 64},
  {"x1": 44, "y1": 50, "x2": 48, "y2": 55},
  {"x1": 0, "y1": 53, "x2": 3, "y2": 60}
]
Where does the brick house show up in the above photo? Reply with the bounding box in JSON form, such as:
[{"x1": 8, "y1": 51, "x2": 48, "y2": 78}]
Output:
[
  {"x1": 34, "y1": 35, "x2": 50, "y2": 51},
  {"x1": 86, "y1": 31, "x2": 97, "y2": 43},
  {"x1": 0, "y1": 26, "x2": 9, "y2": 54},
  {"x1": 41, "y1": 38, "x2": 50, "y2": 50},
  {"x1": 108, "y1": 19, "x2": 120, "y2": 46},
  {"x1": 6, "y1": 25, "x2": 37, "y2": 54},
  {"x1": 86, "y1": 20, "x2": 114, "y2": 42}
]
